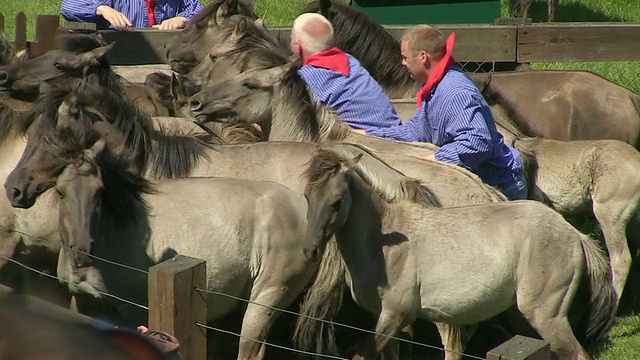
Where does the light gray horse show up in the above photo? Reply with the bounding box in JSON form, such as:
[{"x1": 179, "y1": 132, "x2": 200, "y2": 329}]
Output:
[
  {"x1": 300, "y1": 147, "x2": 617, "y2": 360},
  {"x1": 187, "y1": 61, "x2": 439, "y2": 158},
  {"x1": 514, "y1": 136, "x2": 640, "y2": 309},
  {"x1": 47, "y1": 125, "x2": 317, "y2": 360}
]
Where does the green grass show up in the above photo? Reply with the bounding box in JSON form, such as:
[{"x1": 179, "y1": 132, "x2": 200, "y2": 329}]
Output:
[{"x1": 2, "y1": 0, "x2": 640, "y2": 358}]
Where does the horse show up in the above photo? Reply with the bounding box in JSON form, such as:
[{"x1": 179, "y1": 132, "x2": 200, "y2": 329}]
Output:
[
  {"x1": 4, "y1": 79, "x2": 513, "y2": 359},
  {"x1": 303, "y1": 0, "x2": 640, "y2": 148},
  {"x1": 0, "y1": 32, "x2": 17, "y2": 66},
  {"x1": 187, "y1": 60, "x2": 443, "y2": 158},
  {"x1": 163, "y1": 0, "x2": 259, "y2": 74},
  {"x1": 33, "y1": 119, "x2": 317, "y2": 359},
  {"x1": 513, "y1": 136, "x2": 640, "y2": 309},
  {"x1": 508, "y1": 0, "x2": 558, "y2": 21},
  {"x1": 300, "y1": 147, "x2": 617, "y2": 360}
]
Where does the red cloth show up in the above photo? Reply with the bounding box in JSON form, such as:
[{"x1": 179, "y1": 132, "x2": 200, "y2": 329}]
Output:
[
  {"x1": 145, "y1": 0, "x2": 156, "y2": 26},
  {"x1": 303, "y1": 47, "x2": 350, "y2": 76},
  {"x1": 416, "y1": 32, "x2": 457, "y2": 109}
]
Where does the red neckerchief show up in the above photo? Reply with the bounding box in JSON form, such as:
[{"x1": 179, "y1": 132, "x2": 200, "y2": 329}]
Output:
[
  {"x1": 145, "y1": 0, "x2": 156, "y2": 26},
  {"x1": 303, "y1": 47, "x2": 350, "y2": 76},
  {"x1": 416, "y1": 32, "x2": 456, "y2": 109}
]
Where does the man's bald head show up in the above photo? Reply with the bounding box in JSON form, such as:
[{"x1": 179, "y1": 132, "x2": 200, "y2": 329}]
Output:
[{"x1": 290, "y1": 13, "x2": 334, "y2": 56}]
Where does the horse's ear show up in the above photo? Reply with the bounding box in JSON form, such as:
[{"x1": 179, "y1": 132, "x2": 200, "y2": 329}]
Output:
[
  {"x1": 84, "y1": 136, "x2": 107, "y2": 163},
  {"x1": 93, "y1": 121, "x2": 127, "y2": 159},
  {"x1": 256, "y1": 16, "x2": 265, "y2": 28},
  {"x1": 319, "y1": 0, "x2": 332, "y2": 17},
  {"x1": 170, "y1": 73, "x2": 186, "y2": 99},
  {"x1": 56, "y1": 95, "x2": 80, "y2": 129},
  {"x1": 57, "y1": 42, "x2": 115, "y2": 70},
  {"x1": 340, "y1": 153, "x2": 363, "y2": 172},
  {"x1": 215, "y1": 0, "x2": 239, "y2": 23}
]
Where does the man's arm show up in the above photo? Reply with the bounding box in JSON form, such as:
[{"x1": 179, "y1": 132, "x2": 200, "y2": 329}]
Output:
[
  {"x1": 177, "y1": 0, "x2": 205, "y2": 20},
  {"x1": 365, "y1": 107, "x2": 427, "y2": 143},
  {"x1": 61, "y1": 0, "x2": 111, "y2": 22},
  {"x1": 433, "y1": 93, "x2": 492, "y2": 170}
]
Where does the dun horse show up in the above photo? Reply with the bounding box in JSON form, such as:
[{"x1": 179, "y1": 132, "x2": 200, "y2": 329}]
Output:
[
  {"x1": 39, "y1": 121, "x2": 317, "y2": 360},
  {"x1": 514, "y1": 136, "x2": 640, "y2": 308},
  {"x1": 301, "y1": 148, "x2": 617, "y2": 360}
]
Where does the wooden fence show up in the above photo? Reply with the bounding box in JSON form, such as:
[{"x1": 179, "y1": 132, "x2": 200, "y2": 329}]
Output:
[
  {"x1": 2, "y1": 12, "x2": 640, "y2": 66},
  {"x1": 1, "y1": 251, "x2": 554, "y2": 360}
]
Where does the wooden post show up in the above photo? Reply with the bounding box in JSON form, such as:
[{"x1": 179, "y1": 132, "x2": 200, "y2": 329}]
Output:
[
  {"x1": 0, "y1": 13, "x2": 5, "y2": 33},
  {"x1": 486, "y1": 335, "x2": 553, "y2": 360},
  {"x1": 14, "y1": 12, "x2": 27, "y2": 52},
  {"x1": 148, "y1": 255, "x2": 207, "y2": 360},
  {"x1": 30, "y1": 15, "x2": 61, "y2": 57}
]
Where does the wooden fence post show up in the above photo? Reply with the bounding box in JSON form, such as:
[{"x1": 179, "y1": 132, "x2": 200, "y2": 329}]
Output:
[
  {"x1": 0, "y1": 13, "x2": 5, "y2": 33},
  {"x1": 30, "y1": 15, "x2": 61, "y2": 57},
  {"x1": 486, "y1": 335, "x2": 553, "y2": 360},
  {"x1": 148, "y1": 255, "x2": 207, "y2": 360},
  {"x1": 14, "y1": 12, "x2": 27, "y2": 52}
]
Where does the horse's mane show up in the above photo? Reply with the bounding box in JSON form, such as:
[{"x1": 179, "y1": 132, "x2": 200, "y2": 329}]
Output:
[
  {"x1": 219, "y1": 19, "x2": 291, "y2": 71},
  {"x1": 24, "y1": 83, "x2": 223, "y2": 180},
  {"x1": 301, "y1": 0, "x2": 414, "y2": 95},
  {"x1": 189, "y1": 0, "x2": 257, "y2": 27},
  {"x1": 56, "y1": 34, "x2": 126, "y2": 93},
  {"x1": 0, "y1": 100, "x2": 23, "y2": 143},
  {"x1": 304, "y1": 146, "x2": 441, "y2": 208},
  {"x1": 40, "y1": 127, "x2": 156, "y2": 221}
]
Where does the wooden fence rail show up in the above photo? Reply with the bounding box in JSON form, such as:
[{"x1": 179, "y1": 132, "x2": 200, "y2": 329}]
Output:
[{"x1": 2, "y1": 12, "x2": 640, "y2": 66}]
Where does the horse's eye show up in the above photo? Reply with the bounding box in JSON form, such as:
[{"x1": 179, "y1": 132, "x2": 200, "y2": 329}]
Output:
[
  {"x1": 243, "y1": 82, "x2": 258, "y2": 90},
  {"x1": 332, "y1": 199, "x2": 343, "y2": 208}
]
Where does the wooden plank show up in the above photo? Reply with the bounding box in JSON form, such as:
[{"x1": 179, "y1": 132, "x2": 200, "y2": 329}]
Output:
[
  {"x1": 486, "y1": 335, "x2": 552, "y2": 360},
  {"x1": 518, "y1": 24, "x2": 640, "y2": 62},
  {"x1": 14, "y1": 12, "x2": 27, "y2": 52},
  {"x1": 270, "y1": 25, "x2": 518, "y2": 62},
  {"x1": 148, "y1": 255, "x2": 207, "y2": 360},
  {"x1": 99, "y1": 29, "x2": 181, "y2": 65},
  {"x1": 0, "y1": 12, "x2": 5, "y2": 33},
  {"x1": 30, "y1": 15, "x2": 61, "y2": 57}
]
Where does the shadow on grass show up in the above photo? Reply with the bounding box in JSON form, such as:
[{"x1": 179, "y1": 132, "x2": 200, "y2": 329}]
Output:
[{"x1": 526, "y1": 1, "x2": 627, "y2": 22}]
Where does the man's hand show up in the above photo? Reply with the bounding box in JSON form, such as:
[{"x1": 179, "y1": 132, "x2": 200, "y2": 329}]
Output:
[
  {"x1": 155, "y1": 16, "x2": 189, "y2": 30},
  {"x1": 96, "y1": 5, "x2": 132, "y2": 30},
  {"x1": 351, "y1": 128, "x2": 367, "y2": 135},
  {"x1": 424, "y1": 153, "x2": 436, "y2": 161}
]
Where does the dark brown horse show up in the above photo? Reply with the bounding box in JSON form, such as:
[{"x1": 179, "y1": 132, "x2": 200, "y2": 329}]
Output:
[{"x1": 163, "y1": 0, "x2": 259, "y2": 74}]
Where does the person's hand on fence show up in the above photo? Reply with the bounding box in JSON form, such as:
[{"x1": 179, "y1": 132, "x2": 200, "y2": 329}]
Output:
[
  {"x1": 96, "y1": 5, "x2": 133, "y2": 30},
  {"x1": 154, "y1": 17, "x2": 189, "y2": 30}
]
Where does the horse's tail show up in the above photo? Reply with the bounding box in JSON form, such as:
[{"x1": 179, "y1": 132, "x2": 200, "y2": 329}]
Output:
[
  {"x1": 577, "y1": 233, "x2": 617, "y2": 343},
  {"x1": 293, "y1": 238, "x2": 346, "y2": 354}
]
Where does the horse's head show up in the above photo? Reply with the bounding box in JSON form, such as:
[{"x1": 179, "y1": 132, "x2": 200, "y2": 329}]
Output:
[
  {"x1": 302, "y1": 149, "x2": 362, "y2": 261},
  {"x1": 4, "y1": 82, "x2": 113, "y2": 209},
  {"x1": 188, "y1": 61, "x2": 294, "y2": 124},
  {"x1": 164, "y1": 0, "x2": 258, "y2": 74},
  {"x1": 0, "y1": 36, "x2": 114, "y2": 99}
]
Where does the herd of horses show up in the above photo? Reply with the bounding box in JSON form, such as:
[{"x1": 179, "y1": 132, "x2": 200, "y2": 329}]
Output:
[{"x1": 1, "y1": 0, "x2": 640, "y2": 359}]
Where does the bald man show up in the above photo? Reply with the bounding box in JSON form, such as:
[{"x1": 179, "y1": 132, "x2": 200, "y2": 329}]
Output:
[{"x1": 290, "y1": 13, "x2": 402, "y2": 133}]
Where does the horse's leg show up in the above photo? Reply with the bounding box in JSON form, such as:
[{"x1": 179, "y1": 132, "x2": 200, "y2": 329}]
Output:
[
  {"x1": 592, "y1": 193, "x2": 638, "y2": 307},
  {"x1": 237, "y1": 270, "x2": 315, "y2": 360},
  {"x1": 434, "y1": 322, "x2": 477, "y2": 360},
  {"x1": 352, "y1": 310, "x2": 404, "y2": 360},
  {"x1": 517, "y1": 272, "x2": 590, "y2": 359}
]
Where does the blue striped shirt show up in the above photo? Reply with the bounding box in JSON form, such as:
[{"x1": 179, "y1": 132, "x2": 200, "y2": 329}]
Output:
[
  {"x1": 298, "y1": 54, "x2": 403, "y2": 132},
  {"x1": 61, "y1": 0, "x2": 204, "y2": 29},
  {"x1": 366, "y1": 66, "x2": 523, "y2": 190}
]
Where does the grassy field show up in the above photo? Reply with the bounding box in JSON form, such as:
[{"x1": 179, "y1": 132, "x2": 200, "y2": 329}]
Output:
[{"x1": 2, "y1": 0, "x2": 640, "y2": 358}]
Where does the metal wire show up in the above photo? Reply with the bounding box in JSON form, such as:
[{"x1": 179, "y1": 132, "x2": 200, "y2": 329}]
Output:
[
  {"x1": 194, "y1": 322, "x2": 349, "y2": 360},
  {"x1": 0, "y1": 254, "x2": 148, "y2": 311},
  {"x1": 0, "y1": 225, "x2": 149, "y2": 275},
  {"x1": 195, "y1": 287, "x2": 485, "y2": 360}
]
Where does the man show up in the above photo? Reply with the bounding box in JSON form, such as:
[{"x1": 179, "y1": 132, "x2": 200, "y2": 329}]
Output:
[
  {"x1": 290, "y1": 13, "x2": 403, "y2": 133},
  {"x1": 362, "y1": 24, "x2": 527, "y2": 200},
  {"x1": 61, "y1": 0, "x2": 204, "y2": 30}
]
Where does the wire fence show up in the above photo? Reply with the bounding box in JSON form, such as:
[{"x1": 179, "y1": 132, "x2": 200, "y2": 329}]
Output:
[{"x1": 1, "y1": 226, "x2": 489, "y2": 360}]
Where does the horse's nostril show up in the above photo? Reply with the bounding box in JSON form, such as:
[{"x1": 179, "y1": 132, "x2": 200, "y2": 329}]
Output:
[
  {"x1": 12, "y1": 187, "x2": 21, "y2": 200},
  {"x1": 0, "y1": 71, "x2": 9, "y2": 85},
  {"x1": 189, "y1": 98, "x2": 202, "y2": 112}
]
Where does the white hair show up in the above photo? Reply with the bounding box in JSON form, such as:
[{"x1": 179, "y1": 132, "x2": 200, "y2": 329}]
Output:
[{"x1": 291, "y1": 13, "x2": 334, "y2": 55}]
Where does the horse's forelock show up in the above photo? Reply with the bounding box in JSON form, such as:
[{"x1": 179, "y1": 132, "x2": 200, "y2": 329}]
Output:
[{"x1": 304, "y1": 149, "x2": 343, "y2": 190}]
